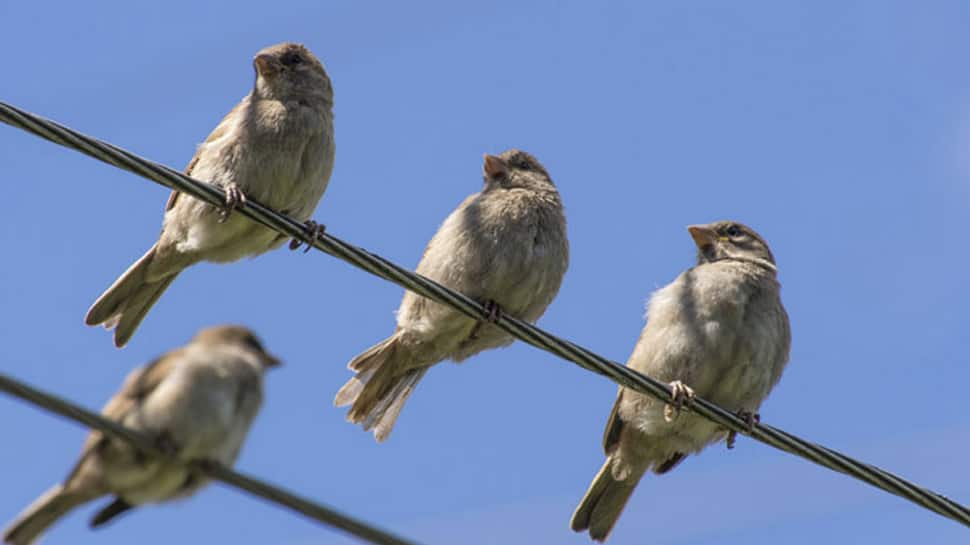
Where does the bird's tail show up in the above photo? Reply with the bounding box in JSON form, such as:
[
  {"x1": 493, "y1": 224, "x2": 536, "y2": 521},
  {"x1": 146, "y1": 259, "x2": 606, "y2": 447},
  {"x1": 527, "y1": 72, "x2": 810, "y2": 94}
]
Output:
[
  {"x1": 85, "y1": 244, "x2": 179, "y2": 347},
  {"x1": 3, "y1": 484, "x2": 94, "y2": 545},
  {"x1": 570, "y1": 458, "x2": 646, "y2": 542},
  {"x1": 334, "y1": 335, "x2": 426, "y2": 442}
]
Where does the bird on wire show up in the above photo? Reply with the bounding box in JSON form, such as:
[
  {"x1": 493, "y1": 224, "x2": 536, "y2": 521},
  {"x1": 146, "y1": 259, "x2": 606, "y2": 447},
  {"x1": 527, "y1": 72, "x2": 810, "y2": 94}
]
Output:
[
  {"x1": 571, "y1": 221, "x2": 791, "y2": 542},
  {"x1": 3, "y1": 325, "x2": 280, "y2": 545},
  {"x1": 335, "y1": 149, "x2": 570, "y2": 442},
  {"x1": 85, "y1": 42, "x2": 335, "y2": 347}
]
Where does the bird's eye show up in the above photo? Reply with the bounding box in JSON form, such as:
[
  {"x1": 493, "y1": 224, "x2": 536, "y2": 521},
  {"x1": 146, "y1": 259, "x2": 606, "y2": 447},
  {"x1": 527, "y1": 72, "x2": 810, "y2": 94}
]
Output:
[
  {"x1": 281, "y1": 52, "x2": 303, "y2": 66},
  {"x1": 725, "y1": 225, "x2": 742, "y2": 238},
  {"x1": 510, "y1": 158, "x2": 530, "y2": 171},
  {"x1": 243, "y1": 335, "x2": 265, "y2": 353}
]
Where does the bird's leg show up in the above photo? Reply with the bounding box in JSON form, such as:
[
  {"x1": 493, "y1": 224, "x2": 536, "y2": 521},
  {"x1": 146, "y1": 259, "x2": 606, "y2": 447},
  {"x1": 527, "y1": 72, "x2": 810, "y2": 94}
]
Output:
[
  {"x1": 726, "y1": 410, "x2": 760, "y2": 450},
  {"x1": 134, "y1": 429, "x2": 179, "y2": 465},
  {"x1": 153, "y1": 429, "x2": 181, "y2": 458},
  {"x1": 218, "y1": 182, "x2": 247, "y2": 223},
  {"x1": 289, "y1": 220, "x2": 327, "y2": 253},
  {"x1": 468, "y1": 299, "x2": 504, "y2": 340},
  {"x1": 482, "y1": 299, "x2": 503, "y2": 323},
  {"x1": 663, "y1": 380, "x2": 695, "y2": 422}
]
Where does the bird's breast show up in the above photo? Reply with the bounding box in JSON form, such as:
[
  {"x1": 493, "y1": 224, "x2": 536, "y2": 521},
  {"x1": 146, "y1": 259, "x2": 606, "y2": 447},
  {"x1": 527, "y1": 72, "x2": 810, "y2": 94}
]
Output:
[{"x1": 239, "y1": 107, "x2": 333, "y2": 215}]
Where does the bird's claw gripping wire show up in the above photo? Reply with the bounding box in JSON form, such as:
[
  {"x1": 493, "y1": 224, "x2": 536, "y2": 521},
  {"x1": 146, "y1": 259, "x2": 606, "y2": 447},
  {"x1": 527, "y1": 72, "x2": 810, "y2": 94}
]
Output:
[
  {"x1": 289, "y1": 220, "x2": 327, "y2": 253},
  {"x1": 482, "y1": 299, "x2": 503, "y2": 323},
  {"x1": 3, "y1": 99, "x2": 969, "y2": 529},
  {"x1": 153, "y1": 429, "x2": 180, "y2": 458},
  {"x1": 468, "y1": 299, "x2": 504, "y2": 340},
  {"x1": 663, "y1": 380, "x2": 695, "y2": 423},
  {"x1": 218, "y1": 183, "x2": 247, "y2": 223},
  {"x1": 135, "y1": 429, "x2": 179, "y2": 465},
  {"x1": 726, "y1": 410, "x2": 760, "y2": 449}
]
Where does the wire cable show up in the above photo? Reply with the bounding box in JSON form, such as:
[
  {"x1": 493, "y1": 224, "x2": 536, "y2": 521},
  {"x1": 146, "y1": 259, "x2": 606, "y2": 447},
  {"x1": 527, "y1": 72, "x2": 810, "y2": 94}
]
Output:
[
  {"x1": 0, "y1": 372, "x2": 422, "y2": 545},
  {"x1": 1, "y1": 100, "x2": 967, "y2": 528}
]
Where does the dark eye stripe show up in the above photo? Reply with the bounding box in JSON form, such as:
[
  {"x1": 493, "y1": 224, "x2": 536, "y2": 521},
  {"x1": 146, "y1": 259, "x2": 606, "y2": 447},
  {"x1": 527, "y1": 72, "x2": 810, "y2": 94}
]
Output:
[
  {"x1": 243, "y1": 336, "x2": 265, "y2": 352},
  {"x1": 281, "y1": 52, "x2": 303, "y2": 66},
  {"x1": 511, "y1": 158, "x2": 532, "y2": 171}
]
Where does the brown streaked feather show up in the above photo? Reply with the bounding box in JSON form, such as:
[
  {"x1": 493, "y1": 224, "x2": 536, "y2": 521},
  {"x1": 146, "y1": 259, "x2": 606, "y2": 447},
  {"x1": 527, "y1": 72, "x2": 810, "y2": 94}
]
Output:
[
  {"x1": 70, "y1": 353, "x2": 179, "y2": 476},
  {"x1": 164, "y1": 190, "x2": 180, "y2": 212},
  {"x1": 104, "y1": 352, "x2": 179, "y2": 418},
  {"x1": 602, "y1": 393, "x2": 624, "y2": 456},
  {"x1": 600, "y1": 392, "x2": 687, "y2": 474},
  {"x1": 165, "y1": 100, "x2": 247, "y2": 212}
]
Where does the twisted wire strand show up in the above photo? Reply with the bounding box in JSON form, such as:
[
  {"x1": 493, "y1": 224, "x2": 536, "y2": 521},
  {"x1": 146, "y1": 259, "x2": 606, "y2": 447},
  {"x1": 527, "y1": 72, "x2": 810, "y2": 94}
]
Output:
[
  {"x1": 1, "y1": 100, "x2": 967, "y2": 528},
  {"x1": 0, "y1": 373, "x2": 421, "y2": 545}
]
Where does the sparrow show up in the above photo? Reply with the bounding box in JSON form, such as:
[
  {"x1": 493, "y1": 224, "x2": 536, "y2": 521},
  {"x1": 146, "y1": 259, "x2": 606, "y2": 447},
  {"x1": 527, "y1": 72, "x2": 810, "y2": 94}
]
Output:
[
  {"x1": 335, "y1": 149, "x2": 569, "y2": 442},
  {"x1": 570, "y1": 221, "x2": 791, "y2": 541},
  {"x1": 86, "y1": 42, "x2": 335, "y2": 347},
  {"x1": 2, "y1": 325, "x2": 280, "y2": 545}
]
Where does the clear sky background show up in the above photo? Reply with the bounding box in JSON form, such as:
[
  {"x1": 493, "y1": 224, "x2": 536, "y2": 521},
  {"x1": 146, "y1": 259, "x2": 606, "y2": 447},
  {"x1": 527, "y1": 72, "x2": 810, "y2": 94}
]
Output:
[{"x1": 1, "y1": 2, "x2": 967, "y2": 544}]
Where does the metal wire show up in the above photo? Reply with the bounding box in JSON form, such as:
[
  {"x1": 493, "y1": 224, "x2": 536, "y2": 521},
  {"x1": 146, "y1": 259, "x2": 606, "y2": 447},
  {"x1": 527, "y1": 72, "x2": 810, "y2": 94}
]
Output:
[
  {"x1": 0, "y1": 372, "x2": 422, "y2": 545},
  {"x1": 1, "y1": 100, "x2": 967, "y2": 528}
]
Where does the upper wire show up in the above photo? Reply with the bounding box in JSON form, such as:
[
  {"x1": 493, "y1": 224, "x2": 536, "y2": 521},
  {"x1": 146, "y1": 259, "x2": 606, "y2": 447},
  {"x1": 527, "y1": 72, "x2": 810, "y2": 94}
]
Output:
[{"x1": 0, "y1": 100, "x2": 966, "y2": 528}]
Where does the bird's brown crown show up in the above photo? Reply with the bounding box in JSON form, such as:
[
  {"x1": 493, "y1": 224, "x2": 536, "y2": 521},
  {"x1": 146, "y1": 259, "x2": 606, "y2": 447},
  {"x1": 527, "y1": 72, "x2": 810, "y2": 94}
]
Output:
[
  {"x1": 192, "y1": 325, "x2": 281, "y2": 367},
  {"x1": 688, "y1": 221, "x2": 776, "y2": 268}
]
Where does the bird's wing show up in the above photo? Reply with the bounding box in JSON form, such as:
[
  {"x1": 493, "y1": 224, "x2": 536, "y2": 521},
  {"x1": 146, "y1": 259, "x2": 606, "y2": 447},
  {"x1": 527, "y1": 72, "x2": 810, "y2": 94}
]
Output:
[
  {"x1": 601, "y1": 392, "x2": 624, "y2": 456},
  {"x1": 65, "y1": 353, "x2": 180, "y2": 483},
  {"x1": 102, "y1": 353, "x2": 178, "y2": 420},
  {"x1": 165, "y1": 99, "x2": 247, "y2": 212}
]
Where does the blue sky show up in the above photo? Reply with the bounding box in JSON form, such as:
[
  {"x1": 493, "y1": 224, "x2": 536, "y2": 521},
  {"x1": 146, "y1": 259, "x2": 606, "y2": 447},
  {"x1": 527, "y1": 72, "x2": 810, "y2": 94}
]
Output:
[{"x1": 1, "y1": 1, "x2": 967, "y2": 544}]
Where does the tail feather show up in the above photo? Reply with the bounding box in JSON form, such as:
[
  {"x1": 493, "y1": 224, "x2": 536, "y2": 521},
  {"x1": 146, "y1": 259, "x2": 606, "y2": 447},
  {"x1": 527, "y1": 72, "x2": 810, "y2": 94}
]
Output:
[
  {"x1": 85, "y1": 245, "x2": 179, "y2": 347},
  {"x1": 334, "y1": 336, "x2": 425, "y2": 442},
  {"x1": 367, "y1": 368, "x2": 426, "y2": 442},
  {"x1": 570, "y1": 458, "x2": 645, "y2": 542},
  {"x1": 110, "y1": 275, "x2": 176, "y2": 348},
  {"x1": 3, "y1": 484, "x2": 93, "y2": 545},
  {"x1": 333, "y1": 368, "x2": 374, "y2": 408}
]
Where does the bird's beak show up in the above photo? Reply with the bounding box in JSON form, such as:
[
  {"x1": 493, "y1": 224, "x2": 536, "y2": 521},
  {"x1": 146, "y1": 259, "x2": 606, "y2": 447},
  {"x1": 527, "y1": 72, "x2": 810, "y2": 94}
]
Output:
[
  {"x1": 262, "y1": 352, "x2": 283, "y2": 368},
  {"x1": 253, "y1": 54, "x2": 281, "y2": 77},
  {"x1": 483, "y1": 154, "x2": 508, "y2": 180},
  {"x1": 687, "y1": 224, "x2": 718, "y2": 249}
]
